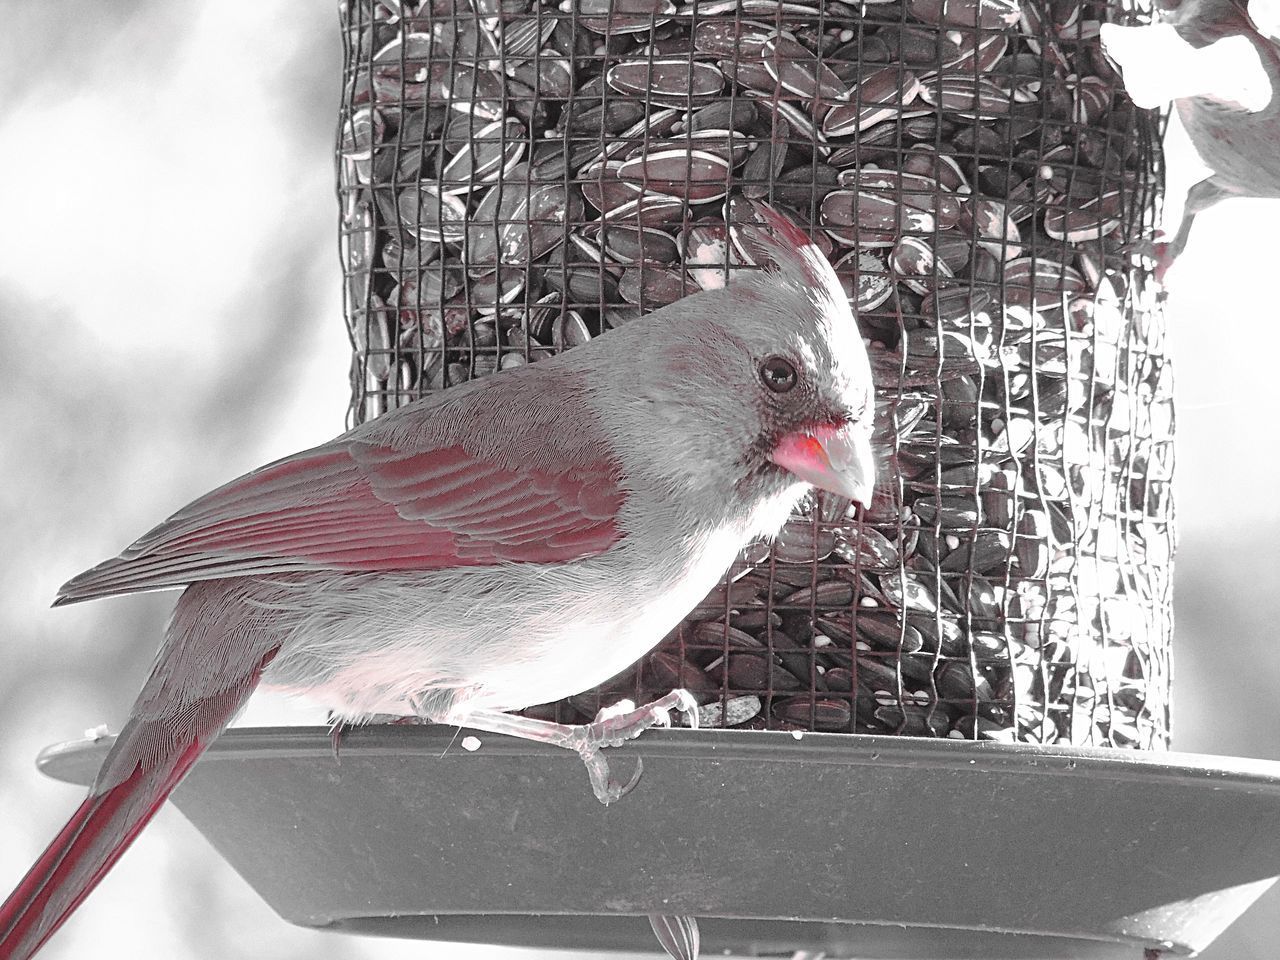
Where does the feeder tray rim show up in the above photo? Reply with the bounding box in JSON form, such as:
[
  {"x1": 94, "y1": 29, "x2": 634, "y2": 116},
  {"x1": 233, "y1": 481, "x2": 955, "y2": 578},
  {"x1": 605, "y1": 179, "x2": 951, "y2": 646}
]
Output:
[{"x1": 36, "y1": 724, "x2": 1280, "y2": 789}]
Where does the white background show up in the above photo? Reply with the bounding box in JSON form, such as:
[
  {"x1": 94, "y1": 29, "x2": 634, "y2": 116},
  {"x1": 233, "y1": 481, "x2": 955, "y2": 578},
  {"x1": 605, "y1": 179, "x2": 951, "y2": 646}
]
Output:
[{"x1": 1, "y1": 3, "x2": 1277, "y2": 958}]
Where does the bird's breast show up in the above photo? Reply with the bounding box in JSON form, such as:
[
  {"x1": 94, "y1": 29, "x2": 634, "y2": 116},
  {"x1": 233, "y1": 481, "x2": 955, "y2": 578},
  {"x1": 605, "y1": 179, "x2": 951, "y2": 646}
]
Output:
[
  {"x1": 260, "y1": 499, "x2": 797, "y2": 721},
  {"x1": 453, "y1": 519, "x2": 765, "y2": 713}
]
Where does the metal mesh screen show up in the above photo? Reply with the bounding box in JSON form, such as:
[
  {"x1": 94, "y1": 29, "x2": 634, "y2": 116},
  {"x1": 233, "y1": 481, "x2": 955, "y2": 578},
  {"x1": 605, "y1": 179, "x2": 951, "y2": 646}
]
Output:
[{"x1": 337, "y1": 0, "x2": 1173, "y2": 748}]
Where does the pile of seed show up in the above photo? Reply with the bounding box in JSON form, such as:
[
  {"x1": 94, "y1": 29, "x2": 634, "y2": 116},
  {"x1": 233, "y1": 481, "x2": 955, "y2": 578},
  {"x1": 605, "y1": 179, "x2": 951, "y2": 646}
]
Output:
[{"x1": 339, "y1": 0, "x2": 1173, "y2": 747}]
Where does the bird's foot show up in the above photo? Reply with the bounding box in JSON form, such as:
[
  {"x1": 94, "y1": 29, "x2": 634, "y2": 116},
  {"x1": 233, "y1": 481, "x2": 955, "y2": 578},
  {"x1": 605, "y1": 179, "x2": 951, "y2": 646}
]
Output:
[
  {"x1": 329, "y1": 713, "x2": 427, "y2": 763},
  {"x1": 1151, "y1": 241, "x2": 1175, "y2": 285},
  {"x1": 565, "y1": 690, "x2": 698, "y2": 803},
  {"x1": 587, "y1": 689, "x2": 701, "y2": 745},
  {"x1": 1121, "y1": 237, "x2": 1158, "y2": 259},
  {"x1": 1121, "y1": 237, "x2": 1176, "y2": 284},
  {"x1": 440, "y1": 690, "x2": 698, "y2": 804},
  {"x1": 571, "y1": 739, "x2": 646, "y2": 804}
]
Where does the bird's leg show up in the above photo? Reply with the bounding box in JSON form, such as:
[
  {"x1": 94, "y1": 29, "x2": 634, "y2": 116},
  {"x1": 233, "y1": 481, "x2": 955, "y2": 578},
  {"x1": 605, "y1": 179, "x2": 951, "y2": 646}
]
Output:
[
  {"x1": 1123, "y1": 175, "x2": 1234, "y2": 281},
  {"x1": 1156, "y1": 175, "x2": 1235, "y2": 279},
  {"x1": 328, "y1": 712, "x2": 429, "y2": 763},
  {"x1": 329, "y1": 717, "x2": 348, "y2": 763},
  {"x1": 434, "y1": 689, "x2": 699, "y2": 804}
]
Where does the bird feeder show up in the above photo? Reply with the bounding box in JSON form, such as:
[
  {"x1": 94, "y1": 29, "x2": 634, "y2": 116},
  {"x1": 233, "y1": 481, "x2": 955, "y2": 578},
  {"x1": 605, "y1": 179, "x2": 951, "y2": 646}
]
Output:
[
  {"x1": 37, "y1": 0, "x2": 1280, "y2": 956},
  {"x1": 336, "y1": 0, "x2": 1174, "y2": 751}
]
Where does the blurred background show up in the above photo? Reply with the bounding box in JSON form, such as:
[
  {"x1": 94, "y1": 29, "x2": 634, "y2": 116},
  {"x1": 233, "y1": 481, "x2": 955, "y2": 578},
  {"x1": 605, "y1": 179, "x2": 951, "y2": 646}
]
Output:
[{"x1": 1, "y1": 3, "x2": 1277, "y2": 958}]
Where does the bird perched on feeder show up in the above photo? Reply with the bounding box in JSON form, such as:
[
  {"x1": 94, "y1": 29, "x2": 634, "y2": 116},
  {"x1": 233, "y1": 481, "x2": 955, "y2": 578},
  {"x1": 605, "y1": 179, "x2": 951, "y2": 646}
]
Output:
[
  {"x1": 0, "y1": 202, "x2": 876, "y2": 959},
  {"x1": 1100, "y1": 0, "x2": 1280, "y2": 277}
]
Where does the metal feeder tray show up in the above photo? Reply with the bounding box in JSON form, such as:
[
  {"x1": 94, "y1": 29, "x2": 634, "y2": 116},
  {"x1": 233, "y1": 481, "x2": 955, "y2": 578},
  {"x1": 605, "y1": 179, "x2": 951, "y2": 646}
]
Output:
[{"x1": 37, "y1": 727, "x2": 1280, "y2": 959}]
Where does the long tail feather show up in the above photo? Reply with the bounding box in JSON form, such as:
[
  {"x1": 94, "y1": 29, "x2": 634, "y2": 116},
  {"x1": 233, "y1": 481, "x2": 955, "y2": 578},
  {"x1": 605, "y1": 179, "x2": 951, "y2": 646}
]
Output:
[
  {"x1": 0, "y1": 581, "x2": 279, "y2": 960},
  {"x1": 0, "y1": 738, "x2": 206, "y2": 959}
]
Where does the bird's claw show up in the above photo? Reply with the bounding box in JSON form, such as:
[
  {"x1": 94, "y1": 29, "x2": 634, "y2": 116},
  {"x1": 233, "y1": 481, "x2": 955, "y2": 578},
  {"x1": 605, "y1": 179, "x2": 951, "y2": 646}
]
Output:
[
  {"x1": 1120, "y1": 237, "x2": 1175, "y2": 282},
  {"x1": 588, "y1": 689, "x2": 699, "y2": 743},
  {"x1": 673, "y1": 689, "x2": 700, "y2": 730},
  {"x1": 573, "y1": 689, "x2": 698, "y2": 804},
  {"x1": 576, "y1": 741, "x2": 645, "y2": 804},
  {"x1": 1149, "y1": 241, "x2": 1175, "y2": 284},
  {"x1": 1120, "y1": 237, "x2": 1159, "y2": 259}
]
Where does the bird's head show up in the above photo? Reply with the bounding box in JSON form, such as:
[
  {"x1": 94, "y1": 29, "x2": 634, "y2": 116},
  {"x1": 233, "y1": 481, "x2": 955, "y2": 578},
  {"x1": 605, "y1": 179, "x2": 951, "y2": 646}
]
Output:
[
  {"x1": 722, "y1": 203, "x2": 876, "y2": 508},
  {"x1": 603, "y1": 203, "x2": 875, "y2": 512}
]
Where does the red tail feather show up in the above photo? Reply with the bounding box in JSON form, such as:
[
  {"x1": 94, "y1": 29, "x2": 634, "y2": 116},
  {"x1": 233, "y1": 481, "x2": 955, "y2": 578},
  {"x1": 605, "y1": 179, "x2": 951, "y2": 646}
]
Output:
[
  {"x1": 0, "y1": 637, "x2": 278, "y2": 959},
  {"x1": 0, "y1": 738, "x2": 205, "y2": 960}
]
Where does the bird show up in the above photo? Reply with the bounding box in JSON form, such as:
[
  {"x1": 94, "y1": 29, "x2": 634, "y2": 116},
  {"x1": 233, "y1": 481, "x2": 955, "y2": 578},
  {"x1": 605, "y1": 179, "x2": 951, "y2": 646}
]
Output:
[
  {"x1": 1101, "y1": 0, "x2": 1280, "y2": 277},
  {"x1": 0, "y1": 201, "x2": 876, "y2": 959}
]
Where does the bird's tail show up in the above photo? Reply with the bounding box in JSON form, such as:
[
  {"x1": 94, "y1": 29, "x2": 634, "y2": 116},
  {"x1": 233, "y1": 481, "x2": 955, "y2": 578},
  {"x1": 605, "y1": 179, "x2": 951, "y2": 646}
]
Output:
[
  {"x1": 0, "y1": 580, "x2": 279, "y2": 959},
  {"x1": 0, "y1": 735, "x2": 208, "y2": 959}
]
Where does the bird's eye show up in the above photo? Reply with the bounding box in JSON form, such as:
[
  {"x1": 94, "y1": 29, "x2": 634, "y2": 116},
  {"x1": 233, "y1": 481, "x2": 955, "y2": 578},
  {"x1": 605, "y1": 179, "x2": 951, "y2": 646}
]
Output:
[{"x1": 759, "y1": 356, "x2": 798, "y2": 393}]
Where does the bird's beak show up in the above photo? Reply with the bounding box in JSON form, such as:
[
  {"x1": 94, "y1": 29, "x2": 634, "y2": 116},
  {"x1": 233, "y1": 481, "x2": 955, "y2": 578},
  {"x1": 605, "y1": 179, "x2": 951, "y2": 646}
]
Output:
[{"x1": 769, "y1": 422, "x2": 875, "y2": 507}]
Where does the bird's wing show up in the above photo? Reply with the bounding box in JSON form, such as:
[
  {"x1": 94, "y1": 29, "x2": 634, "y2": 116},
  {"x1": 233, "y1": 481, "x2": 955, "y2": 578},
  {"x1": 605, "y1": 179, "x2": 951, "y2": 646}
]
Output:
[{"x1": 57, "y1": 380, "x2": 626, "y2": 604}]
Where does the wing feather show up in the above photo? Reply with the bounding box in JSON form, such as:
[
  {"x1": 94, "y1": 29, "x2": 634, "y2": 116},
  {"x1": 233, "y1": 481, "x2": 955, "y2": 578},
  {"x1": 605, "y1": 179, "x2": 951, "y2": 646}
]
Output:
[{"x1": 57, "y1": 386, "x2": 627, "y2": 605}]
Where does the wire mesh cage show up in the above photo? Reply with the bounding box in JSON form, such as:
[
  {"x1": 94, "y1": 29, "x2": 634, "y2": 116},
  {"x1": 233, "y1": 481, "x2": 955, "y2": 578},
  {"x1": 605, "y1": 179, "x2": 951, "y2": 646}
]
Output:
[{"x1": 337, "y1": 0, "x2": 1173, "y2": 750}]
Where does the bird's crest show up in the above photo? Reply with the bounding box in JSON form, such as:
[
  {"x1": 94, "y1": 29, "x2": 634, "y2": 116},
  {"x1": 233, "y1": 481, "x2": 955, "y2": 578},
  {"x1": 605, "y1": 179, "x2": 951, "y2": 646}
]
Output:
[{"x1": 727, "y1": 201, "x2": 857, "y2": 333}]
